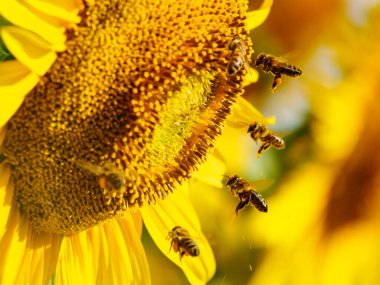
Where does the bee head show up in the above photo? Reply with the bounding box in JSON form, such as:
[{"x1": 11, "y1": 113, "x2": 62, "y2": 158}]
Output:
[
  {"x1": 168, "y1": 226, "x2": 180, "y2": 239},
  {"x1": 171, "y1": 226, "x2": 181, "y2": 232},
  {"x1": 255, "y1": 53, "x2": 266, "y2": 66},
  {"x1": 295, "y1": 67, "x2": 303, "y2": 76},
  {"x1": 228, "y1": 37, "x2": 243, "y2": 52},
  {"x1": 106, "y1": 173, "x2": 125, "y2": 190},
  {"x1": 226, "y1": 175, "x2": 239, "y2": 186},
  {"x1": 247, "y1": 123, "x2": 259, "y2": 133}
]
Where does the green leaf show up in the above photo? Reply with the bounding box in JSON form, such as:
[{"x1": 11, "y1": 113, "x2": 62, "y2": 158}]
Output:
[
  {"x1": 0, "y1": 15, "x2": 14, "y2": 61},
  {"x1": 0, "y1": 15, "x2": 11, "y2": 27},
  {"x1": 0, "y1": 38, "x2": 14, "y2": 61}
]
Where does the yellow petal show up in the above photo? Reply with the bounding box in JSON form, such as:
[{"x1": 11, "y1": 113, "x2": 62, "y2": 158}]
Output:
[
  {"x1": 0, "y1": 172, "x2": 27, "y2": 284},
  {"x1": 243, "y1": 67, "x2": 259, "y2": 86},
  {"x1": 15, "y1": 230, "x2": 61, "y2": 285},
  {"x1": 0, "y1": 126, "x2": 7, "y2": 148},
  {"x1": 23, "y1": 0, "x2": 81, "y2": 25},
  {"x1": 0, "y1": 164, "x2": 61, "y2": 284},
  {"x1": 247, "y1": 0, "x2": 273, "y2": 31},
  {"x1": 193, "y1": 154, "x2": 226, "y2": 188},
  {"x1": 55, "y1": 0, "x2": 85, "y2": 11},
  {"x1": 41, "y1": 234, "x2": 62, "y2": 284},
  {"x1": 141, "y1": 184, "x2": 216, "y2": 285},
  {"x1": 57, "y1": 230, "x2": 96, "y2": 284},
  {"x1": 0, "y1": 220, "x2": 29, "y2": 284},
  {"x1": 227, "y1": 96, "x2": 274, "y2": 128},
  {"x1": 0, "y1": 61, "x2": 39, "y2": 128},
  {"x1": 1, "y1": 26, "x2": 57, "y2": 75},
  {"x1": 57, "y1": 226, "x2": 106, "y2": 284},
  {"x1": 57, "y1": 217, "x2": 150, "y2": 284},
  {"x1": 131, "y1": 211, "x2": 143, "y2": 237},
  {"x1": 118, "y1": 216, "x2": 151, "y2": 284},
  {"x1": 102, "y1": 220, "x2": 134, "y2": 284},
  {"x1": 0, "y1": 1, "x2": 66, "y2": 47},
  {"x1": 0, "y1": 164, "x2": 12, "y2": 239}
]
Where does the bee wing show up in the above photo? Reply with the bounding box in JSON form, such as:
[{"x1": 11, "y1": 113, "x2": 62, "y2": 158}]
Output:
[
  {"x1": 266, "y1": 128, "x2": 291, "y2": 138},
  {"x1": 102, "y1": 162, "x2": 140, "y2": 183},
  {"x1": 75, "y1": 159, "x2": 105, "y2": 175},
  {"x1": 248, "y1": 179, "x2": 275, "y2": 191},
  {"x1": 227, "y1": 96, "x2": 275, "y2": 128},
  {"x1": 273, "y1": 52, "x2": 302, "y2": 71},
  {"x1": 226, "y1": 120, "x2": 250, "y2": 128},
  {"x1": 279, "y1": 51, "x2": 300, "y2": 62},
  {"x1": 275, "y1": 130, "x2": 291, "y2": 138},
  {"x1": 168, "y1": 226, "x2": 201, "y2": 240}
]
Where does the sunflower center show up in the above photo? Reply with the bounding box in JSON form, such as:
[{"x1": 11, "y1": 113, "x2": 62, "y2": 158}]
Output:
[{"x1": 2, "y1": 0, "x2": 251, "y2": 234}]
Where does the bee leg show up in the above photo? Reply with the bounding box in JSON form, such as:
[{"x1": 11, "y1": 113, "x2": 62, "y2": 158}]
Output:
[
  {"x1": 179, "y1": 249, "x2": 186, "y2": 261},
  {"x1": 262, "y1": 64, "x2": 271, "y2": 73},
  {"x1": 263, "y1": 59, "x2": 273, "y2": 72},
  {"x1": 103, "y1": 192, "x2": 112, "y2": 205},
  {"x1": 235, "y1": 192, "x2": 251, "y2": 215},
  {"x1": 272, "y1": 74, "x2": 282, "y2": 90},
  {"x1": 257, "y1": 143, "x2": 271, "y2": 157},
  {"x1": 254, "y1": 57, "x2": 263, "y2": 67},
  {"x1": 168, "y1": 239, "x2": 173, "y2": 254}
]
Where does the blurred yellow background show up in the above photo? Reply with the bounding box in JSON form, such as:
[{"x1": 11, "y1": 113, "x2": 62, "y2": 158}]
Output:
[{"x1": 145, "y1": 0, "x2": 380, "y2": 284}]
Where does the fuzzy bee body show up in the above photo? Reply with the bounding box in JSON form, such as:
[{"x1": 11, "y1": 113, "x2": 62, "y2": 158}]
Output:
[
  {"x1": 168, "y1": 226, "x2": 200, "y2": 260},
  {"x1": 255, "y1": 53, "x2": 302, "y2": 90},
  {"x1": 98, "y1": 172, "x2": 125, "y2": 194},
  {"x1": 225, "y1": 175, "x2": 268, "y2": 214},
  {"x1": 76, "y1": 160, "x2": 126, "y2": 203},
  {"x1": 227, "y1": 56, "x2": 244, "y2": 75},
  {"x1": 248, "y1": 123, "x2": 285, "y2": 157},
  {"x1": 226, "y1": 37, "x2": 250, "y2": 76}
]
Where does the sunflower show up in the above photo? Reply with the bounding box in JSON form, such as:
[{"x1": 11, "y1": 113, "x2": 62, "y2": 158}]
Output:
[{"x1": 0, "y1": 0, "x2": 273, "y2": 284}]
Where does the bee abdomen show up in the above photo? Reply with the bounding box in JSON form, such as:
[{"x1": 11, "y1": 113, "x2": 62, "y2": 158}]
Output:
[
  {"x1": 227, "y1": 56, "x2": 244, "y2": 75},
  {"x1": 281, "y1": 65, "x2": 302, "y2": 77},
  {"x1": 250, "y1": 190, "x2": 268, "y2": 212},
  {"x1": 182, "y1": 238, "x2": 200, "y2": 256}
]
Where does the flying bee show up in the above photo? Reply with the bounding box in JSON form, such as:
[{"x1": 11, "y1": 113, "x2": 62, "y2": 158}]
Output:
[
  {"x1": 248, "y1": 122, "x2": 285, "y2": 157},
  {"x1": 226, "y1": 37, "x2": 251, "y2": 76},
  {"x1": 224, "y1": 175, "x2": 268, "y2": 215},
  {"x1": 254, "y1": 53, "x2": 302, "y2": 90},
  {"x1": 226, "y1": 98, "x2": 284, "y2": 157},
  {"x1": 76, "y1": 159, "x2": 126, "y2": 200},
  {"x1": 167, "y1": 226, "x2": 200, "y2": 260}
]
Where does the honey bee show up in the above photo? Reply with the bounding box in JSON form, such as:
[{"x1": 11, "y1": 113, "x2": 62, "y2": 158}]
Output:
[
  {"x1": 248, "y1": 122, "x2": 285, "y2": 157},
  {"x1": 254, "y1": 53, "x2": 302, "y2": 90},
  {"x1": 226, "y1": 37, "x2": 251, "y2": 76},
  {"x1": 224, "y1": 175, "x2": 268, "y2": 215},
  {"x1": 76, "y1": 159, "x2": 126, "y2": 198},
  {"x1": 167, "y1": 226, "x2": 200, "y2": 260}
]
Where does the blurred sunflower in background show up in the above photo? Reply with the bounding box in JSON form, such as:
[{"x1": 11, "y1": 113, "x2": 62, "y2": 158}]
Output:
[{"x1": 0, "y1": 0, "x2": 279, "y2": 284}]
